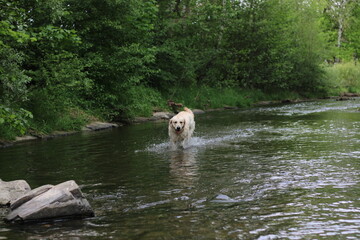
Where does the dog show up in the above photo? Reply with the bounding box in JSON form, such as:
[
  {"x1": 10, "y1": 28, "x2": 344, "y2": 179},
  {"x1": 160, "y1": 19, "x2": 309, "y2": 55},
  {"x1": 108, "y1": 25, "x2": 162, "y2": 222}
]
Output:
[{"x1": 168, "y1": 107, "x2": 195, "y2": 149}]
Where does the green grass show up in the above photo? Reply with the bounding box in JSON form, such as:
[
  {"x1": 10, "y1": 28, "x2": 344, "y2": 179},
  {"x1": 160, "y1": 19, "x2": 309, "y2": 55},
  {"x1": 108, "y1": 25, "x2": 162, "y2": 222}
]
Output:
[
  {"x1": 28, "y1": 107, "x2": 92, "y2": 135},
  {"x1": 323, "y1": 62, "x2": 360, "y2": 95},
  {"x1": 121, "y1": 85, "x2": 167, "y2": 118},
  {"x1": 163, "y1": 86, "x2": 302, "y2": 110}
]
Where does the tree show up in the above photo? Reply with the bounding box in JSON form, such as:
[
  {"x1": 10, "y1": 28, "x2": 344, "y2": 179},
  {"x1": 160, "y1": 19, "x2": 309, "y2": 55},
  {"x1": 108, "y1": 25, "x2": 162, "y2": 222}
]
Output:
[
  {"x1": 0, "y1": 0, "x2": 33, "y2": 137},
  {"x1": 323, "y1": 0, "x2": 359, "y2": 60},
  {"x1": 62, "y1": 0, "x2": 158, "y2": 118}
]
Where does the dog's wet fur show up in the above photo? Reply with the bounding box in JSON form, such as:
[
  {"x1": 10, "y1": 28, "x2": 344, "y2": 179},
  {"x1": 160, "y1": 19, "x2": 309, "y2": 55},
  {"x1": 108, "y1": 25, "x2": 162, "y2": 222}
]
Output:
[{"x1": 168, "y1": 107, "x2": 195, "y2": 149}]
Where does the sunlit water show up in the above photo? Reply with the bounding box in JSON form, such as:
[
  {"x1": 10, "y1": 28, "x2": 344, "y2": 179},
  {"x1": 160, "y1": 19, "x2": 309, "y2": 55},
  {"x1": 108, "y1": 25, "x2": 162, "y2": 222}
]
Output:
[{"x1": 1, "y1": 99, "x2": 360, "y2": 239}]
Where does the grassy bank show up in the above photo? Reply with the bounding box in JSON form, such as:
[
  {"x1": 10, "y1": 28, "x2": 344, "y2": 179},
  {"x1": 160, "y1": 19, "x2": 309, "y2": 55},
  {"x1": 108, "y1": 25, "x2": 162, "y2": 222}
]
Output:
[
  {"x1": 0, "y1": 86, "x2": 302, "y2": 142},
  {"x1": 163, "y1": 87, "x2": 302, "y2": 110}
]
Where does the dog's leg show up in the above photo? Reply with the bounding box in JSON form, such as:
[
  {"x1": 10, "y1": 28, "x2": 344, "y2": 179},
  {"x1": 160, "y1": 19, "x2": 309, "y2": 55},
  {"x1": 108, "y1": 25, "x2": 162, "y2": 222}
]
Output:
[
  {"x1": 189, "y1": 121, "x2": 195, "y2": 137},
  {"x1": 182, "y1": 136, "x2": 191, "y2": 149},
  {"x1": 170, "y1": 141, "x2": 178, "y2": 151}
]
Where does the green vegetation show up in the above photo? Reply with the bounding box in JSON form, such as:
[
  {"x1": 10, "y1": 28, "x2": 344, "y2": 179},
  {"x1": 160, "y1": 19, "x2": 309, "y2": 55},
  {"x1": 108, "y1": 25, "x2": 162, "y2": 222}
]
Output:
[
  {"x1": 324, "y1": 62, "x2": 360, "y2": 95},
  {"x1": 1, "y1": 0, "x2": 360, "y2": 140}
]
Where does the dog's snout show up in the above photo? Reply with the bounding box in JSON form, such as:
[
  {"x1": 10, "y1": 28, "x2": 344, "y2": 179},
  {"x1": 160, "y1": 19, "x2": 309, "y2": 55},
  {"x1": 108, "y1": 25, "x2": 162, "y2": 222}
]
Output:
[{"x1": 176, "y1": 126, "x2": 181, "y2": 131}]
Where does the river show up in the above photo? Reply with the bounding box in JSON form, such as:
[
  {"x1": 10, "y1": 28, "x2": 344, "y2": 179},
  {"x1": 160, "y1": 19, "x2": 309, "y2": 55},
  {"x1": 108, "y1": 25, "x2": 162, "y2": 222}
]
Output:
[{"x1": 1, "y1": 99, "x2": 360, "y2": 239}]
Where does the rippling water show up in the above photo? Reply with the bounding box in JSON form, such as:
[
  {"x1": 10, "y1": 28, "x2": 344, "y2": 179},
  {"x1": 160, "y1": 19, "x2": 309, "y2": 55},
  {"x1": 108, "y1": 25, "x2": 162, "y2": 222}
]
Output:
[{"x1": 1, "y1": 99, "x2": 360, "y2": 239}]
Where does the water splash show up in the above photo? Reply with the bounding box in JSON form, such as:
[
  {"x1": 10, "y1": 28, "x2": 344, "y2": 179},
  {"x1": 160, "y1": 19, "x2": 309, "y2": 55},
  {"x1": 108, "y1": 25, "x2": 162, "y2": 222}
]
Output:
[
  {"x1": 256, "y1": 99, "x2": 360, "y2": 116},
  {"x1": 142, "y1": 129, "x2": 255, "y2": 153}
]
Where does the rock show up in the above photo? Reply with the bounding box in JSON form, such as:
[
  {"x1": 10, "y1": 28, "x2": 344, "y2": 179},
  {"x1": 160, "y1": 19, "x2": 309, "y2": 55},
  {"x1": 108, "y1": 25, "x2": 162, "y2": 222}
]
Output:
[
  {"x1": 10, "y1": 185, "x2": 53, "y2": 210},
  {"x1": 336, "y1": 97, "x2": 354, "y2": 101},
  {"x1": 5, "y1": 180, "x2": 94, "y2": 223},
  {"x1": 341, "y1": 92, "x2": 360, "y2": 97},
  {"x1": 192, "y1": 109, "x2": 205, "y2": 114},
  {"x1": 40, "y1": 131, "x2": 78, "y2": 139},
  {"x1": 82, "y1": 122, "x2": 119, "y2": 131},
  {"x1": 152, "y1": 112, "x2": 173, "y2": 120},
  {"x1": 211, "y1": 194, "x2": 238, "y2": 203},
  {"x1": 0, "y1": 179, "x2": 31, "y2": 207},
  {"x1": 14, "y1": 135, "x2": 38, "y2": 142}
]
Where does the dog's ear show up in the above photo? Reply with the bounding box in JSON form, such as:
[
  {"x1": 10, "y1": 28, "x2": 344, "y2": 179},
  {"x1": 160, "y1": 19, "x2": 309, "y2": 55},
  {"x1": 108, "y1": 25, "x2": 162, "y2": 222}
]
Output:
[
  {"x1": 183, "y1": 119, "x2": 186, "y2": 126},
  {"x1": 169, "y1": 120, "x2": 172, "y2": 125}
]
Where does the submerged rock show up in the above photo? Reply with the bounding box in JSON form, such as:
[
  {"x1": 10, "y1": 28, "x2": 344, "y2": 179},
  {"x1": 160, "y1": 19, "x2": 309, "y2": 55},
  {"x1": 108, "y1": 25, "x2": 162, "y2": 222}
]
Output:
[
  {"x1": 0, "y1": 179, "x2": 31, "y2": 207},
  {"x1": 211, "y1": 194, "x2": 238, "y2": 203},
  {"x1": 5, "y1": 180, "x2": 94, "y2": 223}
]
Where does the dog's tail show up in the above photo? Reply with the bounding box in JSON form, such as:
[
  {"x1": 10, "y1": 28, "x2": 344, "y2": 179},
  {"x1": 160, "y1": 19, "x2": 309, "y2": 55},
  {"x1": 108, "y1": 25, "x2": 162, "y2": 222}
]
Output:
[{"x1": 184, "y1": 107, "x2": 193, "y2": 114}]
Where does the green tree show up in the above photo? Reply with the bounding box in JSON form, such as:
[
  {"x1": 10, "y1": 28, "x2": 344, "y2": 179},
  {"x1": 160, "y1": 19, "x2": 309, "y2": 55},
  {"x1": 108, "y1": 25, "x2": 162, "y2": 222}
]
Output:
[
  {"x1": 64, "y1": 0, "x2": 159, "y2": 118},
  {"x1": 0, "y1": 0, "x2": 34, "y2": 137}
]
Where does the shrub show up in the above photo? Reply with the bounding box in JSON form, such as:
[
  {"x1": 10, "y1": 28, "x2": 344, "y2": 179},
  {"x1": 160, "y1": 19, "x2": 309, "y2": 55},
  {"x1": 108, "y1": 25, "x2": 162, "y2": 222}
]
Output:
[
  {"x1": 0, "y1": 106, "x2": 33, "y2": 140},
  {"x1": 323, "y1": 62, "x2": 360, "y2": 94},
  {"x1": 116, "y1": 85, "x2": 166, "y2": 119}
]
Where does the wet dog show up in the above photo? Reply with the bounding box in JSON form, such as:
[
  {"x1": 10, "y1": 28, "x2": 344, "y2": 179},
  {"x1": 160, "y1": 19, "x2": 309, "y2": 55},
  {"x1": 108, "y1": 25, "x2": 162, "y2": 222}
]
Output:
[{"x1": 168, "y1": 107, "x2": 195, "y2": 149}]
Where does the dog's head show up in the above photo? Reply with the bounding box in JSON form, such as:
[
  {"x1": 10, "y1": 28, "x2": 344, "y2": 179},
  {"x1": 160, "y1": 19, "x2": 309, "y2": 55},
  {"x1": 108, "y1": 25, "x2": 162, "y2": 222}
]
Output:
[{"x1": 169, "y1": 116, "x2": 185, "y2": 134}]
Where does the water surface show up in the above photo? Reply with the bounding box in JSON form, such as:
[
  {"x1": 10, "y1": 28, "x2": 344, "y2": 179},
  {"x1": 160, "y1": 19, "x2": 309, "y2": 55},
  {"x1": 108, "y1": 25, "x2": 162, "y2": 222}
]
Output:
[{"x1": 1, "y1": 99, "x2": 360, "y2": 239}]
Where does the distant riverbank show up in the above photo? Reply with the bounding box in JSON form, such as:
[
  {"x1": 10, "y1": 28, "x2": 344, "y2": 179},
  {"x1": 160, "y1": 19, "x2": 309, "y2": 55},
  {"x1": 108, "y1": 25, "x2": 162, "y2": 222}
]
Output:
[{"x1": 3, "y1": 90, "x2": 357, "y2": 148}]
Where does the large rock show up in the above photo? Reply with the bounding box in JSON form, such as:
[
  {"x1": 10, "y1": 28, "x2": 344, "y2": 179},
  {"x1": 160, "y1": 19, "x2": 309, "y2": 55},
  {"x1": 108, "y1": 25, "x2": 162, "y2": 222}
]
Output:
[
  {"x1": 192, "y1": 109, "x2": 206, "y2": 114},
  {"x1": 152, "y1": 111, "x2": 174, "y2": 120},
  {"x1": 0, "y1": 179, "x2": 31, "y2": 207},
  {"x1": 82, "y1": 122, "x2": 118, "y2": 131},
  {"x1": 5, "y1": 180, "x2": 94, "y2": 223}
]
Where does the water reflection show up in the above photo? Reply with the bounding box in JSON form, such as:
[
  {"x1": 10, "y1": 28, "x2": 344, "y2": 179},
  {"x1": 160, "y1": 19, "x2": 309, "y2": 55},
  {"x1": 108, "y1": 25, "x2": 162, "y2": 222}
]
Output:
[{"x1": 169, "y1": 148, "x2": 199, "y2": 187}]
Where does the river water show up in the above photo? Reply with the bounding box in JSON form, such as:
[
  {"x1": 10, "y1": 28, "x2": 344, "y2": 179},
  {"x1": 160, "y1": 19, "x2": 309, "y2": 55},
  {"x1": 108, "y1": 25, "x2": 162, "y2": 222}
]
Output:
[{"x1": 1, "y1": 99, "x2": 360, "y2": 239}]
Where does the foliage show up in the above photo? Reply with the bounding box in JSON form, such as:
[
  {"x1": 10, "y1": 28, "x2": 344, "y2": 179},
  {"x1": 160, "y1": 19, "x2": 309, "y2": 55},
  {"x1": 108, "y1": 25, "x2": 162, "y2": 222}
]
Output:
[
  {"x1": 324, "y1": 62, "x2": 360, "y2": 94},
  {"x1": 0, "y1": 47, "x2": 31, "y2": 105},
  {"x1": 166, "y1": 87, "x2": 258, "y2": 109},
  {"x1": 0, "y1": 106, "x2": 32, "y2": 139},
  {"x1": 0, "y1": 0, "x2": 360, "y2": 140},
  {"x1": 119, "y1": 85, "x2": 165, "y2": 119}
]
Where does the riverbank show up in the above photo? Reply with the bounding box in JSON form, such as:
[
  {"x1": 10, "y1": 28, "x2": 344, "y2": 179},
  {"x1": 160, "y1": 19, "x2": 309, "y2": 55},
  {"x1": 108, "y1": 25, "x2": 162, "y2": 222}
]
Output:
[
  {"x1": 0, "y1": 122, "x2": 119, "y2": 148},
  {"x1": 1, "y1": 90, "x2": 358, "y2": 148}
]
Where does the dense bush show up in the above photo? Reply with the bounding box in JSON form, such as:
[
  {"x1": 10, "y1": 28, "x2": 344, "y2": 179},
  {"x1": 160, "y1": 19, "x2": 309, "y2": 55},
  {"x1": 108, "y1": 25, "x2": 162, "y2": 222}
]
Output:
[{"x1": 324, "y1": 62, "x2": 360, "y2": 94}]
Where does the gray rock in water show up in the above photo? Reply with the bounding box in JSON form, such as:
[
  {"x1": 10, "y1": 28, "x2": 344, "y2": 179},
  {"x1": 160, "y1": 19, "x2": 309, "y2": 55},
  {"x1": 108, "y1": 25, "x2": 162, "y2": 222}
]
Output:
[
  {"x1": 192, "y1": 109, "x2": 205, "y2": 115},
  {"x1": 152, "y1": 112, "x2": 173, "y2": 120},
  {"x1": 10, "y1": 184, "x2": 53, "y2": 210},
  {"x1": 211, "y1": 194, "x2": 238, "y2": 203},
  {"x1": 0, "y1": 179, "x2": 31, "y2": 207},
  {"x1": 82, "y1": 122, "x2": 118, "y2": 131},
  {"x1": 5, "y1": 180, "x2": 94, "y2": 223}
]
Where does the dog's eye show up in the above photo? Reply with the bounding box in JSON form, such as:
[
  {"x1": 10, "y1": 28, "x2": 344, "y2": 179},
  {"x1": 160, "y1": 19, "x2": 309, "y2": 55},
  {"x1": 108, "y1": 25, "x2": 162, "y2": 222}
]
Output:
[
  {"x1": 174, "y1": 121, "x2": 177, "y2": 124},
  {"x1": 180, "y1": 121, "x2": 183, "y2": 124}
]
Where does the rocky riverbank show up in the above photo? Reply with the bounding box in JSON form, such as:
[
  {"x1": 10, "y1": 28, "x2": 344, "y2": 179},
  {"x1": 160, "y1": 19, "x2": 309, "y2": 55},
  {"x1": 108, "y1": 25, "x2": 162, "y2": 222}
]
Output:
[{"x1": 0, "y1": 122, "x2": 119, "y2": 148}]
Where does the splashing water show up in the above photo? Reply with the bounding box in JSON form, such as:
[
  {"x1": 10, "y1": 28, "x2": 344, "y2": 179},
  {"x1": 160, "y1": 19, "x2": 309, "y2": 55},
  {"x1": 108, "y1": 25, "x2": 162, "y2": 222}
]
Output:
[{"x1": 143, "y1": 128, "x2": 256, "y2": 153}]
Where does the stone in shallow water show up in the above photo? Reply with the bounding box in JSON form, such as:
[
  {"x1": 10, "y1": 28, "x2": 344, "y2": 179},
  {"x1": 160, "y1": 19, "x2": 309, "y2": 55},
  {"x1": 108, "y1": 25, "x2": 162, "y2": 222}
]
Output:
[
  {"x1": 211, "y1": 194, "x2": 238, "y2": 203},
  {"x1": 5, "y1": 180, "x2": 94, "y2": 223},
  {"x1": 0, "y1": 179, "x2": 31, "y2": 207}
]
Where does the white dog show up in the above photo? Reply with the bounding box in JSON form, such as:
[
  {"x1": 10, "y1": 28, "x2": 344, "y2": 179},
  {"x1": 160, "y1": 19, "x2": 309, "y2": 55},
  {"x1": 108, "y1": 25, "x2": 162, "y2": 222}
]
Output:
[{"x1": 168, "y1": 107, "x2": 195, "y2": 149}]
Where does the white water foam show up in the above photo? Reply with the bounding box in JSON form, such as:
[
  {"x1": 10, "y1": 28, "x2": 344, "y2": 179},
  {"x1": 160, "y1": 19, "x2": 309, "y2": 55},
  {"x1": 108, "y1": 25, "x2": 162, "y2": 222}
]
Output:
[
  {"x1": 256, "y1": 100, "x2": 360, "y2": 116},
  {"x1": 142, "y1": 129, "x2": 255, "y2": 153}
]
